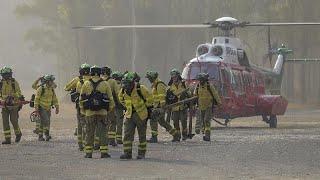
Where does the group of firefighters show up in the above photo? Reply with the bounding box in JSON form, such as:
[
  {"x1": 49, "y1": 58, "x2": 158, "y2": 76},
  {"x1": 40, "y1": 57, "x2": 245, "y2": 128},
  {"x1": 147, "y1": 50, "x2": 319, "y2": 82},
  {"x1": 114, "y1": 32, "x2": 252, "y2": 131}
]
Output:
[{"x1": 0, "y1": 64, "x2": 221, "y2": 160}]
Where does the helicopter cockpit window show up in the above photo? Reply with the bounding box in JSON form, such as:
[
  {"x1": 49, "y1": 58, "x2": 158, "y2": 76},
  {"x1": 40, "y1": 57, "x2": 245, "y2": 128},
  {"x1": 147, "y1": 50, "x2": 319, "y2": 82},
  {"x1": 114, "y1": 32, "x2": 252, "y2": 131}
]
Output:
[
  {"x1": 188, "y1": 63, "x2": 220, "y2": 80},
  {"x1": 212, "y1": 46, "x2": 223, "y2": 56},
  {"x1": 197, "y1": 45, "x2": 209, "y2": 56},
  {"x1": 231, "y1": 70, "x2": 244, "y2": 94},
  {"x1": 221, "y1": 69, "x2": 231, "y2": 96},
  {"x1": 237, "y1": 49, "x2": 250, "y2": 67}
]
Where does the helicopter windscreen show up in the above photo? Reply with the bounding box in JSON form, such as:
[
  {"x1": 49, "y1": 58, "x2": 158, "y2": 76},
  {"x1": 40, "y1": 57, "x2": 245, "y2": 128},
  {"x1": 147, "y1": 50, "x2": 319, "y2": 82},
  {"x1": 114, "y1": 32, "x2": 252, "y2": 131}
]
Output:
[{"x1": 183, "y1": 62, "x2": 220, "y2": 80}]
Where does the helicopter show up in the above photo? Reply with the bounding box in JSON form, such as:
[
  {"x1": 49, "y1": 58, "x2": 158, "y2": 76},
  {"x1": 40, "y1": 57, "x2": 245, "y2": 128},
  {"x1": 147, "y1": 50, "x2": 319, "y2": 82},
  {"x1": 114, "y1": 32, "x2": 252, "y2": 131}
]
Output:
[{"x1": 73, "y1": 16, "x2": 320, "y2": 128}]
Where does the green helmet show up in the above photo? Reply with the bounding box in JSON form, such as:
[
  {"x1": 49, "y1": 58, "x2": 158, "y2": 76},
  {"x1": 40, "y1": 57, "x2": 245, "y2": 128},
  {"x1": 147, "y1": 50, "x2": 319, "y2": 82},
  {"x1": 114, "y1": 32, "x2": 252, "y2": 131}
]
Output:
[
  {"x1": 90, "y1": 65, "x2": 102, "y2": 76},
  {"x1": 196, "y1": 72, "x2": 209, "y2": 81},
  {"x1": 0, "y1": 66, "x2": 13, "y2": 75},
  {"x1": 122, "y1": 72, "x2": 136, "y2": 83},
  {"x1": 170, "y1": 68, "x2": 180, "y2": 77},
  {"x1": 80, "y1": 63, "x2": 91, "y2": 69},
  {"x1": 101, "y1": 66, "x2": 112, "y2": 76},
  {"x1": 111, "y1": 71, "x2": 123, "y2": 80},
  {"x1": 80, "y1": 63, "x2": 91, "y2": 75},
  {"x1": 145, "y1": 71, "x2": 158, "y2": 82},
  {"x1": 43, "y1": 74, "x2": 55, "y2": 81}
]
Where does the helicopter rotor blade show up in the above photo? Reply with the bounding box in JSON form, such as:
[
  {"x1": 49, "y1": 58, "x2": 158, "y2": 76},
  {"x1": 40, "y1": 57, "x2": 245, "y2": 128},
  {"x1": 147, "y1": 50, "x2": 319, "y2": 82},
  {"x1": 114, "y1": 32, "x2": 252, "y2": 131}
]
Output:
[
  {"x1": 267, "y1": 26, "x2": 272, "y2": 67},
  {"x1": 244, "y1": 22, "x2": 320, "y2": 27},
  {"x1": 72, "y1": 24, "x2": 214, "y2": 30}
]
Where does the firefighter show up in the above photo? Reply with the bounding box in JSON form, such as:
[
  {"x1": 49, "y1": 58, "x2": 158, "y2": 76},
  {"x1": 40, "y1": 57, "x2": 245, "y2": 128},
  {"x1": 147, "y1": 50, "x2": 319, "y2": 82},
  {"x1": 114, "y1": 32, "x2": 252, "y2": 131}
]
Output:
[
  {"x1": 145, "y1": 71, "x2": 179, "y2": 143},
  {"x1": 80, "y1": 66, "x2": 115, "y2": 158},
  {"x1": 101, "y1": 66, "x2": 119, "y2": 147},
  {"x1": 75, "y1": 63, "x2": 91, "y2": 151},
  {"x1": 0, "y1": 66, "x2": 23, "y2": 144},
  {"x1": 64, "y1": 64, "x2": 88, "y2": 136},
  {"x1": 111, "y1": 71, "x2": 125, "y2": 144},
  {"x1": 167, "y1": 69, "x2": 190, "y2": 141},
  {"x1": 194, "y1": 73, "x2": 221, "y2": 141},
  {"x1": 34, "y1": 74, "x2": 59, "y2": 141},
  {"x1": 31, "y1": 76, "x2": 57, "y2": 135},
  {"x1": 118, "y1": 72, "x2": 153, "y2": 159}
]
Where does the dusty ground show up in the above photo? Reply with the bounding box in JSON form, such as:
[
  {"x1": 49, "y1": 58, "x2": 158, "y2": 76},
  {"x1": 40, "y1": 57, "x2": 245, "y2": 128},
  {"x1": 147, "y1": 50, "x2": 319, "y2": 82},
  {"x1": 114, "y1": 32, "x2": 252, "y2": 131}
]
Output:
[{"x1": 0, "y1": 104, "x2": 319, "y2": 180}]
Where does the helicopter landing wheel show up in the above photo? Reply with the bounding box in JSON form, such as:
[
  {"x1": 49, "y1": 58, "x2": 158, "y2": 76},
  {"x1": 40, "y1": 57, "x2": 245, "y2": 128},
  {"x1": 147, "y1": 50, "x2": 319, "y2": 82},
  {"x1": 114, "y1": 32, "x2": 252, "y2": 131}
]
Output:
[
  {"x1": 225, "y1": 119, "x2": 230, "y2": 126},
  {"x1": 262, "y1": 115, "x2": 269, "y2": 123},
  {"x1": 269, "y1": 115, "x2": 277, "y2": 128}
]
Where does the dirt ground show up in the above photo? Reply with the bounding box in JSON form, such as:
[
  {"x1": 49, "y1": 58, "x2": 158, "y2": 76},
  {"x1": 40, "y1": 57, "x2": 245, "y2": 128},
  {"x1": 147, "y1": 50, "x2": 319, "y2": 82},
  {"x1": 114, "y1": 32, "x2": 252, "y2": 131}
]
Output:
[{"x1": 0, "y1": 104, "x2": 319, "y2": 180}]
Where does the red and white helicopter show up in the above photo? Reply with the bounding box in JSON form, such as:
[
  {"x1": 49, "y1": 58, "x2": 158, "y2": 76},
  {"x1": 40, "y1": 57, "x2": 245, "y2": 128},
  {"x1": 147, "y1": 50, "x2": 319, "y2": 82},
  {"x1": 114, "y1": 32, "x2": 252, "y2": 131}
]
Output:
[{"x1": 73, "y1": 16, "x2": 320, "y2": 128}]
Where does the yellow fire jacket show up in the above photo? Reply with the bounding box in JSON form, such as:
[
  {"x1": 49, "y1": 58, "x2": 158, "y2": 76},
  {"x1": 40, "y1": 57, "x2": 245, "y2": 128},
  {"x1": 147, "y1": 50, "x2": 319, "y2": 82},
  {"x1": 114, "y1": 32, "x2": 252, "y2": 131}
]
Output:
[
  {"x1": 102, "y1": 75, "x2": 120, "y2": 108},
  {"x1": 118, "y1": 84, "x2": 153, "y2": 120},
  {"x1": 0, "y1": 78, "x2": 22, "y2": 107},
  {"x1": 34, "y1": 85, "x2": 59, "y2": 111},
  {"x1": 64, "y1": 76, "x2": 80, "y2": 91},
  {"x1": 194, "y1": 82, "x2": 221, "y2": 111},
  {"x1": 151, "y1": 78, "x2": 166, "y2": 108},
  {"x1": 76, "y1": 75, "x2": 91, "y2": 115},
  {"x1": 168, "y1": 81, "x2": 190, "y2": 111}
]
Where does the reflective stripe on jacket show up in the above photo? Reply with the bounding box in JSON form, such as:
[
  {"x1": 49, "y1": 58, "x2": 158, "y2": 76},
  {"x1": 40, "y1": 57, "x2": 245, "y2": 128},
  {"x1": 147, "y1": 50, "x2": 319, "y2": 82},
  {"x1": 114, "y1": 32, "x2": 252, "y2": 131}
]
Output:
[{"x1": 119, "y1": 84, "x2": 153, "y2": 120}]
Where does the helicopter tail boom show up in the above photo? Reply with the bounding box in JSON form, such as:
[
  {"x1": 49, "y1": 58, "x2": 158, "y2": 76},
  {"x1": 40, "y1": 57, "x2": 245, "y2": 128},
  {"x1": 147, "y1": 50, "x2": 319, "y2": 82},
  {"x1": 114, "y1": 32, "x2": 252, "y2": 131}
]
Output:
[{"x1": 273, "y1": 54, "x2": 284, "y2": 75}]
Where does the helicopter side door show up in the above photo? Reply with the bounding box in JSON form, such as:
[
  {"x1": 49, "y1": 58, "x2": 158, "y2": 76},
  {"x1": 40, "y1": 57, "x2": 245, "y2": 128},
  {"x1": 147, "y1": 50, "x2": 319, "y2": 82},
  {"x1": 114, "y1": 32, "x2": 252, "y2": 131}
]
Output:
[
  {"x1": 242, "y1": 71, "x2": 256, "y2": 116},
  {"x1": 229, "y1": 68, "x2": 246, "y2": 117}
]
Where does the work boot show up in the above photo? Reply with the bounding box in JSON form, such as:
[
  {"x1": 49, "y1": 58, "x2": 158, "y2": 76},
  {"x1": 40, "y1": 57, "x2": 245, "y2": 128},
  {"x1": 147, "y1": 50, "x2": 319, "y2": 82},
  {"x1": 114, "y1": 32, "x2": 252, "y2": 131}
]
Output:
[
  {"x1": 2, "y1": 139, "x2": 11, "y2": 145},
  {"x1": 136, "y1": 154, "x2": 145, "y2": 160},
  {"x1": 109, "y1": 140, "x2": 117, "y2": 147},
  {"x1": 93, "y1": 144, "x2": 100, "y2": 150},
  {"x1": 85, "y1": 153, "x2": 92, "y2": 158},
  {"x1": 45, "y1": 136, "x2": 50, "y2": 141},
  {"x1": 195, "y1": 129, "x2": 201, "y2": 134},
  {"x1": 147, "y1": 136, "x2": 158, "y2": 143},
  {"x1": 120, "y1": 153, "x2": 132, "y2": 160},
  {"x1": 15, "y1": 133, "x2": 22, "y2": 143},
  {"x1": 116, "y1": 139, "x2": 123, "y2": 145},
  {"x1": 38, "y1": 135, "x2": 45, "y2": 141},
  {"x1": 74, "y1": 128, "x2": 78, "y2": 136},
  {"x1": 172, "y1": 133, "x2": 180, "y2": 142},
  {"x1": 203, "y1": 135, "x2": 210, "y2": 142},
  {"x1": 182, "y1": 136, "x2": 188, "y2": 141},
  {"x1": 101, "y1": 153, "x2": 111, "y2": 158}
]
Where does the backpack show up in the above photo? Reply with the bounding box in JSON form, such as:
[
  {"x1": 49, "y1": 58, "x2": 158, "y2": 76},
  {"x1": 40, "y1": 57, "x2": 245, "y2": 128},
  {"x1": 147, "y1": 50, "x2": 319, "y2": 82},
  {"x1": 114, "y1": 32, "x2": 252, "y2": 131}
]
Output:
[
  {"x1": 196, "y1": 83, "x2": 218, "y2": 106},
  {"x1": 83, "y1": 79, "x2": 110, "y2": 111}
]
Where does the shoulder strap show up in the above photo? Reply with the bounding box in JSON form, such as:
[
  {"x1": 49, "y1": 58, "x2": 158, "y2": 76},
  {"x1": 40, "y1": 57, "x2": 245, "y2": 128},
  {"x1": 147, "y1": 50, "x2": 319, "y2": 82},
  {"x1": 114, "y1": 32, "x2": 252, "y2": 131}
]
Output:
[
  {"x1": 206, "y1": 83, "x2": 214, "y2": 98},
  {"x1": 0, "y1": 80, "x2": 3, "y2": 96},
  {"x1": 195, "y1": 83, "x2": 200, "y2": 95},
  {"x1": 206, "y1": 83, "x2": 218, "y2": 105},
  {"x1": 0, "y1": 80, "x2": 3, "y2": 91},
  {"x1": 136, "y1": 83, "x2": 146, "y2": 102},
  {"x1": 90, "y1": 79, "x2": 104, "y2": 92},
  {"x1": 40, "y1": 85, "x2": 45, "y2": 96},
  {"x1": 155, "y1": 81, "x2": 166, "y2": 91},
  {"x1": 10, "y1": 78, "x2": 16, "y2": 92}
]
